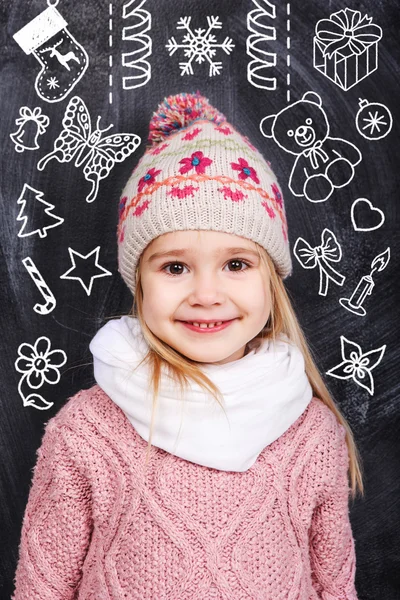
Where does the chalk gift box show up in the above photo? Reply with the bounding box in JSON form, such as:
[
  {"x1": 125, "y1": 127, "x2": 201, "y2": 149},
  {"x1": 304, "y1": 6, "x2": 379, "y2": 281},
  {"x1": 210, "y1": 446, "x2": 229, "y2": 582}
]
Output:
[{"x1": 313, "y1": 8, "x2": 382, "y2": 91}]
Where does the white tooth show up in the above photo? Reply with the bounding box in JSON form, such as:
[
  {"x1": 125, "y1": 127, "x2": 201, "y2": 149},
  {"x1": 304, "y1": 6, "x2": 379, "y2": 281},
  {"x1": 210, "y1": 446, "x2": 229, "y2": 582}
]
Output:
[{"x1": 191, "y1": 321, "x2": 224, "y2": 328}]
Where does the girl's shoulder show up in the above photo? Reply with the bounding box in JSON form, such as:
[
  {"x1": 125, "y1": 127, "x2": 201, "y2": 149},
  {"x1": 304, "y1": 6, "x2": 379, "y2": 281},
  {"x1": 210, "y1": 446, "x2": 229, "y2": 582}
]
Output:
[
  {"x1": 300, "y1": 397, "x2": 348, "y2": 464},
  {"x1": 309, "y1": 394, "x2": 342, "y2": 419},
  {"x1": 308, "y1": 396, "x2": 347, "y2": 438},
  {"x1": 279, "y1": 395, "x2": 346, "y2": 446},
  {"x1": 273, "y1": 396, "x2": 348, "y2": 468},
  {"x1": 44, "y1": 384, "x2": 137, "y2": 456},
  {"x1": 30, "y1": 385, "x2": 153, "y2": 497},
  {"x1": 304, "y1": 397, "x2": 349, "y2": 482},
  {"x1": 50, "y1": 383, "x2": 121, "y2": 427}
]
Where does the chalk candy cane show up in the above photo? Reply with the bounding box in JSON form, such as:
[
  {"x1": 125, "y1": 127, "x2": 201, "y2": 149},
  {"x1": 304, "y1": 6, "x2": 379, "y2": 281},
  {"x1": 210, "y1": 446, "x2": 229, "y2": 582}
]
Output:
[{"x1": 22, "y1": 256, "x2": 56, "y2": 315}]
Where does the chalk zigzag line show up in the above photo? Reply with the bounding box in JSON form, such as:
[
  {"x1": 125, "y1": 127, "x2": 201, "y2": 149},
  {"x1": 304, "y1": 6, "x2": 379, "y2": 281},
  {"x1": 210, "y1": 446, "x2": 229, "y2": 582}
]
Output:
[
  {"x1": 247, "y1": 0, "x2": 277, "y2": 90},
  {"x1": 122, "y1": 0, "x2": 152, "y2": 89}
]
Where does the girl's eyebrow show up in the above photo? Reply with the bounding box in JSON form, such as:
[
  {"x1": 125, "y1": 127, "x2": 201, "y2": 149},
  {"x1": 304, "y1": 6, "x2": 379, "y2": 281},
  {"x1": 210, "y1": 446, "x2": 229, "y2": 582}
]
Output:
[{"x1": 147, "y1": 247, "x2": 259, "y2": 263}]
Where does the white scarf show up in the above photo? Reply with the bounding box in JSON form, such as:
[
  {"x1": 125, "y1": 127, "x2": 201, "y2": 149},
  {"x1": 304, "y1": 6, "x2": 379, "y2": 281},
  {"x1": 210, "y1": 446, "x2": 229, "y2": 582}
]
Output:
[{"x1": 89, "y1": 316, "x2": 313, "y2": 472}]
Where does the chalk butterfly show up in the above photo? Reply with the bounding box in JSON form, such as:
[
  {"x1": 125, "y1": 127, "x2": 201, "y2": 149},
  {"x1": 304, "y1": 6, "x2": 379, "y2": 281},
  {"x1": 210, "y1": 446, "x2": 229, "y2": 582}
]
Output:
[{"x1": 37, "y1": 96, "x2": 141, "y2": 203}]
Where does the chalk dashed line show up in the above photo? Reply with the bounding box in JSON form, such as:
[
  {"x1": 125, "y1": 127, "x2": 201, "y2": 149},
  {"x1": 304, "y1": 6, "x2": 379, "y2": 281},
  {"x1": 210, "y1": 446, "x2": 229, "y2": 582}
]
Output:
[
  {"x1": 109, "y1": 2, "x2": 113, "y2": 104},
  {"x1": 287, "y1": 2, "x2": 290, "y2": 103}
]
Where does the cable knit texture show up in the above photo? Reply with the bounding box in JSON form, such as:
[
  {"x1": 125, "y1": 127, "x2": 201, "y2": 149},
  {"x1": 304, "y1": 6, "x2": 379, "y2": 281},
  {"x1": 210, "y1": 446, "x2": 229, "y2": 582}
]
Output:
[{"x1": 12, "y1": 385, "x2": 358, "y2": 600}]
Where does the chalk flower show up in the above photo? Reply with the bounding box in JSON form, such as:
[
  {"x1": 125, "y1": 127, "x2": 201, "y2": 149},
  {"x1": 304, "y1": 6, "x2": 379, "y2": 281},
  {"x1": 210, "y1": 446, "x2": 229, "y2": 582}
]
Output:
[
  {"x1": 326, "y1": 336, "x2": 386, "y2": 395},
  {"x1": 15, "y1": 337, "x2": 67, "y2": 389}
]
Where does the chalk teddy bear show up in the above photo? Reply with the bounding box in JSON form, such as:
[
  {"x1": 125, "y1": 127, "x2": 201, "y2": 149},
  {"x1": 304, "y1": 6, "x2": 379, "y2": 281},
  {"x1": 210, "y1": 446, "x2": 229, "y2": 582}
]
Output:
[{"x1": 260, "y1": 91, "x2": 362, "y2": 203}]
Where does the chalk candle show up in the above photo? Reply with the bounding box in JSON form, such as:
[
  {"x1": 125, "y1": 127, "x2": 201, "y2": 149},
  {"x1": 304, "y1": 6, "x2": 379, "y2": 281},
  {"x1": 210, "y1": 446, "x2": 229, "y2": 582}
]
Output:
[
  {"x1": 340, "y1": 275, "x2": 375, "y2": 316},
  {"x1": 340, "y1": 248, "x2": 390, "y2": 316}
]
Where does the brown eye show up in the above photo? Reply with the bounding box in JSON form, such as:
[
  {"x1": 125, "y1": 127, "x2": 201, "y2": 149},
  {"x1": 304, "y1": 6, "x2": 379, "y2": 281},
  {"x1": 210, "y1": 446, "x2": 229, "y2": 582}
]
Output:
[
  {"x1": 228, "y1": 260, "x2": 244, "y2": 271},
  {"x1": 164, "y1": 263, "x2": 185, "y2": 276}
]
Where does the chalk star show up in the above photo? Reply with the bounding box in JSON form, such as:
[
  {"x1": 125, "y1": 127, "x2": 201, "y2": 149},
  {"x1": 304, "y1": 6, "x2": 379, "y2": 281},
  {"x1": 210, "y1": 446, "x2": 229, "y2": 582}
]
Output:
[{"x1": 60, "y1": 246, "x2": 112, "y2": 296}]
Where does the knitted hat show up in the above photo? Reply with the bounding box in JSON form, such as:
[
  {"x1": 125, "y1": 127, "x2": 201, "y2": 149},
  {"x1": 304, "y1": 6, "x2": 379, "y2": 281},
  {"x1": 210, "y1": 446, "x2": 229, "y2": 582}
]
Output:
[{"x1": 117, "y1": 91, "x2": 292, "y2": 296}]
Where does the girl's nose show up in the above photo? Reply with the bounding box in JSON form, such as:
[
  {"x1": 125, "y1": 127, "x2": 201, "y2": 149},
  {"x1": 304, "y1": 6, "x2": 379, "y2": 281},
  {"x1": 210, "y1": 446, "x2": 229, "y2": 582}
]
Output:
[{"x1": 189, "y1": 274, "x2": 226, "y2": 303}]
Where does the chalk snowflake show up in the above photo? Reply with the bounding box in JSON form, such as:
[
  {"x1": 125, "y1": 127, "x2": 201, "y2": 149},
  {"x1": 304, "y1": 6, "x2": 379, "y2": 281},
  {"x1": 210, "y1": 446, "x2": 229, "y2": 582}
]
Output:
[
  {"x1": 166, "y1": 16, "x2": 235, "y2": 76},
  {"x1": 47, "y1": 76, "x2": 60, "y2": 89},
  {"x1": 360, "y1": 111, "x2": 388, "y2": 135}
]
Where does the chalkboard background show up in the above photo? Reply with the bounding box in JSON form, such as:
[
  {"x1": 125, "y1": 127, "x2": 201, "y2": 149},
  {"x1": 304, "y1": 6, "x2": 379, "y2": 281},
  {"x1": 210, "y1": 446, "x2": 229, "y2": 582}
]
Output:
[{"x1": 1, "y1": 0, "x2": 399, "y2": 597}]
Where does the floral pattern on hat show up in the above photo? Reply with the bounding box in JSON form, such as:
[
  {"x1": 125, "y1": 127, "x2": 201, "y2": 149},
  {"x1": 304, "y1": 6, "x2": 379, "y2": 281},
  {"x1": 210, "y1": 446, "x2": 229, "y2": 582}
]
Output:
[
  {"x1": 150, "y1": 143, "x2": 169, "y2": 156},
  {"x1": 182, "y1": 127, "x2": 202, "y2": 141},
  {"x1": 231, "y1": 157, "x2": 260, "y2": 184},
  {"x1": 179, "y1": 151, "x2": 213, "y2": 175},
  {"x1": 214, "y1": 125, "x2": 232, "y2": 135},
  {"x1": 261, "y1": 201, "x2": 276, "y2": 219},
  {"x1": 271, "y1": 182, "x2": 283, "y2": 209},
  {"x1": 133, "y1": 200, "x2": 150, "y2": 217},
  {"x1": 138, "y1": 168, "x2": 162, "y2": 193},
  {"x1": 119, "y1": 196, "x2": 128, "y2": 219},
  {"x1": 168, "y1": 185, "x2": 200, "y2": 199},
  {"x1": 218, "y1": 186, "x2": 248, "y2": 202}
]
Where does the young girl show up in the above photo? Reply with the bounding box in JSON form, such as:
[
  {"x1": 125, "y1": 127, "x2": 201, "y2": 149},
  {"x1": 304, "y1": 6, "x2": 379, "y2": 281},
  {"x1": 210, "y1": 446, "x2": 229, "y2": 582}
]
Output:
[{"x1": 13, "y1": 91, "x2": 364, "y2": 600}]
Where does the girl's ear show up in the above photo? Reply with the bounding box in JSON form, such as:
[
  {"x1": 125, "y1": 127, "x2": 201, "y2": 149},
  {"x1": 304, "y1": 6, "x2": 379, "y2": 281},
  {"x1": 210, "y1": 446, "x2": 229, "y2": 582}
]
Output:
[{"x1": 259, "y1": 114, "x2": 276, "y2": 138}]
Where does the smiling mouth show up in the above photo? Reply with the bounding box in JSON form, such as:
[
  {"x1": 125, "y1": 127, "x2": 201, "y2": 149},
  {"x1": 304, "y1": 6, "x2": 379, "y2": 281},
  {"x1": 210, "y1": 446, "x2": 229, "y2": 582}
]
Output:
[{"x1": 178, "y1": 318, "x2": 238, "y2": 328}]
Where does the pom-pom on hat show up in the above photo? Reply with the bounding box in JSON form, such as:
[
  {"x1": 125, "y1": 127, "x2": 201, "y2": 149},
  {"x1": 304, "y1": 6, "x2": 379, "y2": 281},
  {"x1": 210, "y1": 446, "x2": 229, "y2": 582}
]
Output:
[
  {"x1": 117, "y1": 91, "x2": 292, "y2": 297},
  {"x1": 148, "y1": 91, "x2": 227, "y2": 145}
]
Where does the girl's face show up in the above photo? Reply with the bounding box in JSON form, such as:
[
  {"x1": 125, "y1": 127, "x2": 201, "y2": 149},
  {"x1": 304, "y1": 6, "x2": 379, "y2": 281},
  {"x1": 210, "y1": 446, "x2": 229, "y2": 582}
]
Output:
[{"x1": 140, "y1": 230, "x2": 272, "y2": 365}]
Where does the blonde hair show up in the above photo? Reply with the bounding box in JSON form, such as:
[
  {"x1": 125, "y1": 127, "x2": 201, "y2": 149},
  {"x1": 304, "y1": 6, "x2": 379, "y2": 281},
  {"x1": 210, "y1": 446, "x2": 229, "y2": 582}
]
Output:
[{"x1": 128, "y1": 243, "x2": 364, "y2": 500}]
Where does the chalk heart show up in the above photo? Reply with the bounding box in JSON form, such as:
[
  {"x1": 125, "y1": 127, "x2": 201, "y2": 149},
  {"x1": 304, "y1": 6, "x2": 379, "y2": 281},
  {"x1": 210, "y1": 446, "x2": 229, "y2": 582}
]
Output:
[{"x1": 351, "y1": 198, "x2": 384, "y2": 232}]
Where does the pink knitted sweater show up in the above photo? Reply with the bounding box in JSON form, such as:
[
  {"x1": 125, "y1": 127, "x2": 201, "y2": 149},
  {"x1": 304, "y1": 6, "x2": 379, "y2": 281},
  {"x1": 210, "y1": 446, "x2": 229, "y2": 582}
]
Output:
[{"x1": 12, "y1": 385, "x2": 358, "y2": 600}]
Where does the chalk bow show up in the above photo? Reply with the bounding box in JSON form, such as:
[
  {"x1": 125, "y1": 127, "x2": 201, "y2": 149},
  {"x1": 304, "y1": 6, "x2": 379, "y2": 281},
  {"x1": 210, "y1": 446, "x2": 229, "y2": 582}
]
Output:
[
  {"x1": 15, "y1": 107, "x2": 49, "y2": 134},
  {"x1": 315, "y1": 8, "x2": 382, "y2": 59},
  {"x1": 302, "y1": 140, "x2": 330, "y2": 170},
  {"x1": 293, "y1": 228, "x2": 345, "y2": 296}
]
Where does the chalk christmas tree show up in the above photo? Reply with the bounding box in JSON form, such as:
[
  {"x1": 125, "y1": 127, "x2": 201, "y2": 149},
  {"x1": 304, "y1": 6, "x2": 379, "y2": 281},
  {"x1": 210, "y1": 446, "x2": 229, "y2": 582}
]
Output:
[{"x1": 16, "y1": 183, "x2": 64, "y2": 239}]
